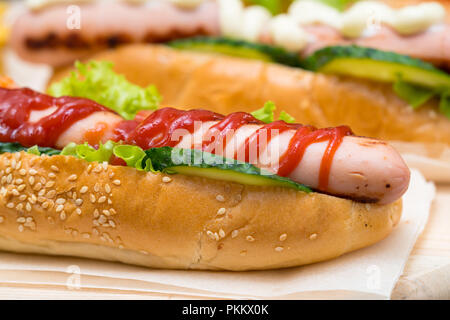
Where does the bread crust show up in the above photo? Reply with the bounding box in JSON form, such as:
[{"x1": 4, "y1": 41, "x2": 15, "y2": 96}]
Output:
[
  {"x1": 50, "y1": 44, "x2": 450, "y2": 151},
  {"x1": 0, "y1": 152, "x2": 401, "y2": 270}
]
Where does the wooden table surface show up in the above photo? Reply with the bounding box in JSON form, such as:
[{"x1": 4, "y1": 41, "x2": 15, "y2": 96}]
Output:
[{"x1": 391, "y1": 184, "x2": 450, "y2": 300}]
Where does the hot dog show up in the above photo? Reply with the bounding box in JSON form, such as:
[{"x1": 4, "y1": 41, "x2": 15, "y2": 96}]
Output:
[
  {"x1": 9, "y1": 0, "x2": 450, "y2": 68},
  {"x1": 0, "y1": 87, "x2": 410, "y2": 204},
  {"x1": 0, "y1": 82, "x2": 406, "y2": 270}
]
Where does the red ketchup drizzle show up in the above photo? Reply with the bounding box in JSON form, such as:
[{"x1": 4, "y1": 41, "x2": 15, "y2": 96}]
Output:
[
  {"x1": 202, "y1": 112, "x2": 262, "y2": 153},
  {"x1": 238, "y1": 120, "x2": 296, "y2": 163},
  {"x1": 119, "y1": 108, "x2": 353, "y2": 192},
  {"x1": 0, "y1": 88, "x2": 109, "y2": 147},
  {"x1": 122, "y1": 107, "x2": 224, "y2": 149}
]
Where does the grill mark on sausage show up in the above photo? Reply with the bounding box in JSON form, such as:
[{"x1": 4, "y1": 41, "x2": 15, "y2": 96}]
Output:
[{"x1": 24, "y1": 26, "x2": 211, "y2": 50}]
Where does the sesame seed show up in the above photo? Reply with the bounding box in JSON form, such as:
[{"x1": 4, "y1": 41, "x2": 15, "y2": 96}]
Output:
[
  {"x1": 60, "y1": 211, "x2": 66, "y2": 220},
  {"x1": 16, "y1": 161, "x2": 22, "y2": 169},
  {"x1": 25, "y1": 203, "x2": 31, "y2": 212},
  {"x1": 217, "y1": 208, "x2": 226, "y2": 215},
  {"x1": 109, "y1": 172, "x2": 115, "y2": 178},
  {"x1": 275, "y1": 246, "x2": 284, "y2": 252},
  {"x1": 109, "y1": 208, "x2": 117, "y2": 215},
  {"x1": 45, "y1": 181, "x2": 55, "y2": 188},
  {"x1": 279, "y1": 234, "x2": 287, "y2": 242},
  {"x1": 309, "y1": 233, "x2": 318, "y2": 240},
  {"x1": 29, "y1": 169, "x2": 37, "y2": 176},
  {"x1": 90, "y1": 194, "x2": 96, "y2": 203},
  {"x1": 38, "y1": 189, "x2": 46, "y2": 197},
  {"x1": 15, "y1": 178, "x2": 23, "y2": 185},
  {"x1": 214, "y1": 233, "x2": 220, "y2": 241},
  {"x1": 18, "y1": 225, "x2": 24, "y2": 232},
  {"x1": 112, "y1": 179, "x2": 121, "y2": 186},
  {"x1": 246, "y1": 235, "x2": 255, "y2": 242},
  {"x1": 37, "y1": 196, "x2": 46, "y2": 203},
  {"x1": 51, "y1": 165, "x2": 59, "y2": 172},
  {"x1": 6, "y1": 174, "x2": 12, "y2": 183},
  {"x1": 11, "y1": 159, "x2": 16, "y2": 169},
  {"x1": 94, "y1": 183, "x2": 100, "y2": 192},
  {"x1": 102, "y1": 209, "x2": 110, "y2": 216},
  {"x1": 93, "y1": 209, "x2": 100, "y2": 218},
  {"x1": 17, "y1": 217, "x2": 26, "y2": 223},
  {"x1": 11, "y1": 189, "x2": 19, "y2": 196},
  {"x1": 98, "y1": 196, "x2": 106, "y2": 203},
  {"x1": 5, "y1": 168, "x2": 11, "y2": 174},
  {"x1": 108, "y1": 198, "x2": 113, "y2": 205},
  {"x1": 75, "y1": 198, "x2": 83, "y2": 206},
  {"x1": 75, "y1": 208, "x2": 82, "y2": 215},
  {"x1": 216, "y1": 194, "x2": 225, "y2": 202},
  {"x1": 93, "y1": 166, "x2": 102, "y2": 173},
  {"x1": 6, "y1": 202, "x2": 14, "y2": 208},
  {"x1": 28, "y1": 176, "x2": 35, "y2": 185},
  {"x1": 80, "y1": 186, "x2": 88, "y2": 194},
  {"x1": 28, "y1": 194, "x2": 37, "y2": 204},
  {"x1": 102, "y1": 162, "x2": 108, "y2": 170},
  {"x1": 40, "y1": 177, "x2": 46, "y2": 184},
  {"x1": 231, "y1": 230, "x2": 239, "y2": 238},
  {"x1": 33, "y1": 182, "x2": 42, "y2": 191},
  {"x1": 19, "y1": 195, "x2": 27, "y2": 201},
  {"x1": 104, "y1": 184, "x2": 111, "y2": 194},
  {"x1": 206, "y1": 231, "x2": 215, "y2": 239},
  {"x1": 55, "y1": 198, "x2": 66, "y2": 205},
  {"x1": 0, "y1": 216, "x2": 4, "y2": 223},
  {"x1": 42, "y1": 202, "x2": 50, "y2": 209},
  {"x1": 219, "y1": 229, "x2": 226, "y2": 238},
  {"x1": 109, "y1": 220, "x2": 116, "y2": 228},
  {"x1": 48, "y1": 172, "x2": 56, "y2": 179},
  {"x1": 19, "y1": 169, "x2": 26, "y2": 176},
  {"x1": 162, "y1": 176, "x2": 172, "y2": 183},
  {"x1": 87, "y1": 164, "x2": 93, "y2": 173},
  {"x1": 46, "y1": 190, "x2": 56, "y2": 199},
  {"x1": 16, "y1": 203, "x2": 23, "y2": 211},
  {"x1": 72, "y1": 192, "x2": 77, "y2": 200},
  {"x1": 55, "y1": 204, "x2": 64, "y2": 212}
]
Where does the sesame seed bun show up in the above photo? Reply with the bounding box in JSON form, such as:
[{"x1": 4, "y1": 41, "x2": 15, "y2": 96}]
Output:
[{"x1": 0, "y1": 152, "x2": 401, "y2": 271}]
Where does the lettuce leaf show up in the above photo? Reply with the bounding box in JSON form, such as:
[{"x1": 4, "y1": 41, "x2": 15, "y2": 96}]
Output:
[
  {"x1": 279, "y1": 110, "x2": 296, "y2": 123},
  {"x1": 48, "y1": 61, "x2": 161, "y2": 120},
  {"x1": 315, "y1": 0, "x2": 359, "y2": 11},
  {"x1": 60, "y1": 140, "x2": 116, "y2": 163},
  {"x1": 113, "y1": 145, "x2": 154, "y2": 172},
  {"x1": 439, "y1": 91, "x2": 450, "y2": 119},
  {"x1": 393, "y1": 78, "x2": 436, "y2": 109},
  {"x1": 251, "y1": 101, "x2": 276, "y2": 123},
  {"x1": 251, "y1": 101, "x2": 296, "y2": 123}
]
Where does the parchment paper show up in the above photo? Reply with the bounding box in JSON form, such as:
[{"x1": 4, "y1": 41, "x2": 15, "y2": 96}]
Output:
[{"x1": 0, "y1": 169, "x2": 436, "y2": 299}]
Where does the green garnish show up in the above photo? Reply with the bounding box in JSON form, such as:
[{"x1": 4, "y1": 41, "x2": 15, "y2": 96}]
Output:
[
  {"x1": 48, "y1": 61, "x2": 161, "y2": 120},
  {"x1": 251, "y1": 101, "x2": 296, "y2": 123},
  {"x1": 60, "y1": 140, "x2": 116, "y2": 163}
]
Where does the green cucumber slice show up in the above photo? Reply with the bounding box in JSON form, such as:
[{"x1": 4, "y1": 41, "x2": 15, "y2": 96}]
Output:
[
  {"x1": 145, "y1": 147, "x2": 311, "y2": 192},
  {"x1": 302, "y1": 45, "x2": 450, "y2": 89},
  {"x1": 167, "y1": 37, "x2": 302, "y2": 67}
]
